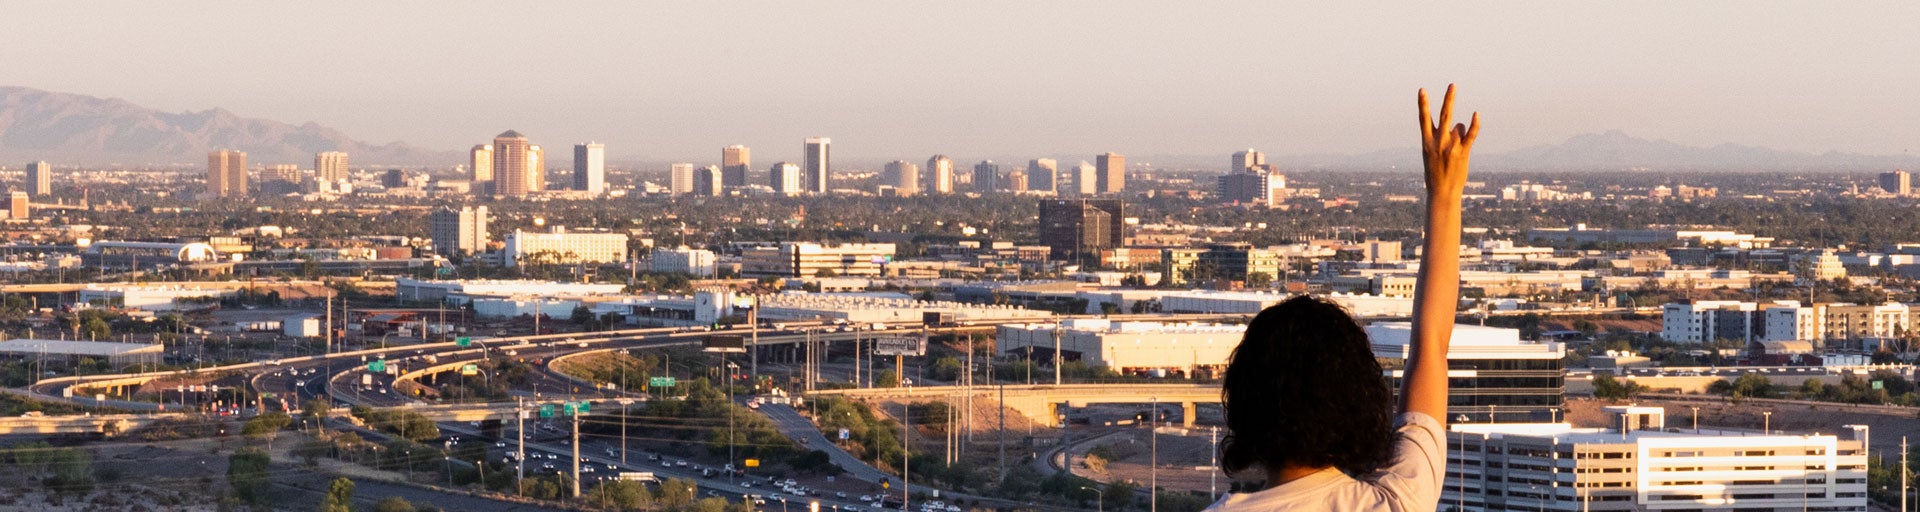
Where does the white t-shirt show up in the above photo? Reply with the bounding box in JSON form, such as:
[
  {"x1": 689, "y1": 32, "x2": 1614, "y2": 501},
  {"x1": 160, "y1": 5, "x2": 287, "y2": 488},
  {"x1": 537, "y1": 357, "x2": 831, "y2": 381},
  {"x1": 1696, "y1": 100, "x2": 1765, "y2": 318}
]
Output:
[{"x1": 1202, "y1": 412, "x2": 1445, "y2": 512}]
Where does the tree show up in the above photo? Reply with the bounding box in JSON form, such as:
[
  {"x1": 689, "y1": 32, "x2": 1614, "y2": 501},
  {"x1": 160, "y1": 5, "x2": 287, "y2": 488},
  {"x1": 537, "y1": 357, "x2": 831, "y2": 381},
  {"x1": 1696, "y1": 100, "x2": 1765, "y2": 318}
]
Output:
[
  {"x1": 242, "y1": 412, "x2": 293, "y2": 450},
  {"x1": 372, "y1": 496, "x2": 416, "y2": 512},
  {"x1": 302, "y1": 399, "x2": 332, "y2": 433},
  {"x1": 875, "y1": 369, "x2": 900, "y2": 388},
  {"x1": 1103, "y1": 480, "x2": 1138, "y2": 511},
  {"x1": 229, "y1": 449, "x2": 273, "y2": 505},
  {"x1": 657, "y1": 478, "x2": 698, "y2": 509},
  {"x1": 318, "y1": 477, "x2": 355, "y2": 512},
  {"x1": 1245, "y1": 272, "x2": 1273, "y2": 289},
  {"x1": 1591, "y1": 373, "x2": 1642, "y2": 400},
  {"x1": 588, "y1": 480, "x2": 653, "y2": 510}
]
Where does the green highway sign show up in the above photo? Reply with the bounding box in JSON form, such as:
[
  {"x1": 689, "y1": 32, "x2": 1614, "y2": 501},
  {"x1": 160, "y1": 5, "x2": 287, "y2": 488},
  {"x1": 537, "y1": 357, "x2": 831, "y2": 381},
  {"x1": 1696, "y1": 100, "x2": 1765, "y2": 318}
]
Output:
[
  {"x1": 368, "y1": 360, "x2": 386, "y2": 372},
  {"x1": 649, "y1": 377, "x2": 676, "y2": 387},
  {"x1": 578, "y1": 401, "x2": 590, "y2": 413},
  {"x1": 461, "y1": 364, "x2": 479, "y2": 376},
  {"x1": 456, "y1": 337, "x2": 472, "y2": 347},
  {"x1": 539, "y1": 404, "x2": 556, "y2": 418}
]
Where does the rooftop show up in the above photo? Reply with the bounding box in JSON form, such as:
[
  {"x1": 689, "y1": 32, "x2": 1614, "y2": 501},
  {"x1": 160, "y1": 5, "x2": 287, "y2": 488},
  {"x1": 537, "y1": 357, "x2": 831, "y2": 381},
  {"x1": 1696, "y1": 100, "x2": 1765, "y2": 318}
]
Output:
[{"x1": 0, "y1": 339, "x2": 164, "y2": 357}]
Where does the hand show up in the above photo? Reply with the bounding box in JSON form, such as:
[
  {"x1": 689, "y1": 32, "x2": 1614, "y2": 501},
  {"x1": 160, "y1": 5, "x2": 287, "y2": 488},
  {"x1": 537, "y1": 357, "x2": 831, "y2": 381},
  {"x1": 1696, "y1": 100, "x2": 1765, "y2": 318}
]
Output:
[{"x1": 1418, "y1": 84, "x2": 1479, "y2": 198}]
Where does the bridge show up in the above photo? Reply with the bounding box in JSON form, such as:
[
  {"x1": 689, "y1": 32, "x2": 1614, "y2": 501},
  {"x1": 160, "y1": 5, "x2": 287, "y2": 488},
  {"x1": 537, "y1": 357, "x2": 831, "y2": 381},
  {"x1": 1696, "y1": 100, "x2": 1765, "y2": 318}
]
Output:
[{"x1": 811, "y1": 383, "x2": 1222, "y2": 427}]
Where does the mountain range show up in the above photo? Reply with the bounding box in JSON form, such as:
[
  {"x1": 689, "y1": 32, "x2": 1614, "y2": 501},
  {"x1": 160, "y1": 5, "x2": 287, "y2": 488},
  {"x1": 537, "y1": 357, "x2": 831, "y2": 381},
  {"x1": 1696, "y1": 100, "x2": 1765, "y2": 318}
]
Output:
[{"x1": 3, "y1": 85, "x2": 1915, "y2": 172}]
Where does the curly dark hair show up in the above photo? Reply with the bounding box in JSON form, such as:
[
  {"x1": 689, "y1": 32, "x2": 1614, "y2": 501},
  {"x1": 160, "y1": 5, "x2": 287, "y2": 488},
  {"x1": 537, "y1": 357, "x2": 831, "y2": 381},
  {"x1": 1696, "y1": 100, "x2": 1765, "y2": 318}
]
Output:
[{"x1": 1220, "y1": 295, "x2": 1395, "y2": 479}]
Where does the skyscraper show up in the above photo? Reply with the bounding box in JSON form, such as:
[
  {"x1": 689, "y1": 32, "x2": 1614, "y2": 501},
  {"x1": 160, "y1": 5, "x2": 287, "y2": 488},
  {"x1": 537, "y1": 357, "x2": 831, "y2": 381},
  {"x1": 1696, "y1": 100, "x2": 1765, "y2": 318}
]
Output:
[
  {"x1": 1027, "y1": 158, "x2": 1058, "y2": 194},
  {"x1": 492, "y1": 131, "x2": 532, "y2": 196},
  {"x1": 315, "y1": 151, "x2": 349, "y2": 183},
  {"x1": 770, "y1": 162, "x2": 802, "y2": 196},
  {"x1": 1039, "y1": 199, "x2": 1125, "y2": 263},
  {"x1": 972, "y1": 160, "x2": 1001, "y2": 193},
  {"x1": 1072, "y1": 161, "x2": 1098, "y2": 196},
  {"x1": 470, "y1": 144, "x2": 495, "y2": 184},
  {"x1": 429, "y1": 205, "x2": 489, "y2": 257},
  {"x1": 1231, "y1": 149, "x2": 1266, "y2": 173},
  {"x1": 722, "y1": 145, "x2": 751, "y2": 188},
  {"x1": 1095, "y1": 152, "x2": 1125, "y2": 194},
  {"x1": 7, "y1": 191, "x2": 27, "y2": 219},
  {"x1": 885, "y1": 160, "x2": 920, "y2": 196},
  {"x1": 926, "y1": 155, "x2": 954, "y2": 194},
  {"x1": 267, "y1": 164, "x2": 301, "y2": 184},
  {"x1": 695, "y1": 165, "x2": 723, "y2": 196},
  {"x1": 24, "y1": 161, "x2": 51, "y2": 196},
  {"x1": 803, "y1": 137, "x2": 831, "y2": 193},
  {"x1": 1879, "y1": 170, "x2": 1910, "y2": 196},
  {"x1": 207, "y1": 149, "x2": 247, "y2": 198},
  {"x1": 528, "y1": 145, "x2": 546, "y2": 192},
  {"x1": 669, "y1": 163, "x2": 696, "y2": 195},
  {"x1": 573, "y1": 142, "x2": 605, "y2": 194},
  {"x1": 1006, "y1": 168, "x2": 1028, "y2": 193}
]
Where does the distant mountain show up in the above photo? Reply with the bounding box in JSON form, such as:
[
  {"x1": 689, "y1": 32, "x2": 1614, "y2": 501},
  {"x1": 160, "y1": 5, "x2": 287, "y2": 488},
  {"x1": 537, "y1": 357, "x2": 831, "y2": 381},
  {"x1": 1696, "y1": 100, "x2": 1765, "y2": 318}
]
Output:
[
  {"x1": 0, "y1": 86, "x2": 458, "y2": 167},
  {"x1": 1264, "y1": 130, "x2": 1920, "y2": 172}
]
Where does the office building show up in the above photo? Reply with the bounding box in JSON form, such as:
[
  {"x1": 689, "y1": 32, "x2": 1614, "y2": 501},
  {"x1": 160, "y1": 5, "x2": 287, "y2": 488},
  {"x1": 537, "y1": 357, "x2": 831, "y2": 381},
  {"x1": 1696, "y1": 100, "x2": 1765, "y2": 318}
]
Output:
[
  {"x1": 740, "y1": 242, "x2": 897, "y2": 278},
  {"x1": 1445, "y1": 406, "x2": 1868, "y2": 511},
  {"x1": 491, "y1": 130, "x2": 533, "y2": 196},
  {"x1": 1231, "y1": 149, "x2": 1266, "y2": 172},
  {"x1": 722, "y1": 145, "x2": 751, "y2": 188},
  {"x1": 502, "y1": 228, "x2": 630, "y2": 267},
  {"x1": 470, "y1": 144, "x2": 495, "y2": 184},
  {"x1": 527, "y1": 145, "x2": 546, "y2": 192},
  {"x1": 207, "y1": 149, "x2": 247, "y2": 198},
  {"x1": 381, "y1": 169, "x2": 406, "y2": 189},
  {"x1": 1217, "y1": 167, "x2": 1287, "y2": 207},
  {"x1": 572, "y1": 142, "x2": 605, "y2": 194},
  {"x1": 1368, "y1": 322, "x2": 1565, "y2": 422},
  {"x1": 1006, "y1": 168, "x2": 1028, "y2": 193},
  {"x1": 6, "y1": 191, "x2": 26, "y2": 219},
  {"x1": 695, "y1": 165, "x2": 723, "y2": 196},
  {"x1": 1195, "y1": 242, "x2": 1283, "y2": 284},
  {"x1": 996, "y1": 319, "x2": 1241, "y2": 376},
  {"x1": 885, "y1": 160, "x2": 920, "y2": 196},
  {"x1": 803, "y1": 137, "x2": 831, "y2": 193},
  {"x1": 1027, "y1": 158, "x2": 1058, "y2": 194},
  {"x1": 315, "y1": 151, "x2": 349, "y2": 183},
  {"x1": 769, "y1": 162, "x2": 802, "y2": 196},
  {"x1": 1038, "y1": 198, "x2": 1125, "y2": 262},
  {"x1": 972, "y1": 160, "x2": 1002, "y2": 193},
  {"x1": 927, "y1": 155, "x2": 954, "y2": 194},
  {"x1": 651, "y1": 247, "x2": 718, "y2": 278},
  {"x1": 429, "y1": 205, "x2": 489, "y2": 257},
  {"x1": 25, "y1": 161, "x2": 51, "y2": 196},
  {"x1": 1878, "y1": 169, "x2": 1910, "y2": 196},
  {"x1": 1072, "y1": 161, "x2": 1098, "y2": 196},
  {"x1": 1095, "y1": 152, "x2": 1125, "y2": 194},
  {"x1": 669, "y1": 163, "x2": 695, "y2": 195},
  {"x1": 266, "y1": 164, "x2": 302, "y2": 184}
]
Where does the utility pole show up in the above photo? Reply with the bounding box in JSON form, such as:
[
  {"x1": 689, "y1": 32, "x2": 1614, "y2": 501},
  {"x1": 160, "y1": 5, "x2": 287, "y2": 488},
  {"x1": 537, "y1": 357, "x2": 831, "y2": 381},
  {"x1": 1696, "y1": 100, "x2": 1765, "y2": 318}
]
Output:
[
  {"x1": 902, "y1": 402, "x2": 911, "y2": 512},
  {"x1": 515, "y1": 397, "x2": 525, "y2": 496},
  {"x1": 571, "y1": 406, "x2": 582, "y2": 498},
  {"x1": 998, "y1": 384, "x2": 1006, "y2": 482},
  {"x1": 1052, "y1": 327, "x2": 1061, "y2": 386},
  {"x1": 749, "y1": 295, "x2": 758, "y2": 381},
  {"x1": 1151, "y1": 396, "x2": 1158, "y2": 512},
  {"x1": 1210, "y1": 426, "x2": 1218, "y2": 500},
  {"x1": 1902, "y1": 436, "x2": 1909, "y2": 512}
]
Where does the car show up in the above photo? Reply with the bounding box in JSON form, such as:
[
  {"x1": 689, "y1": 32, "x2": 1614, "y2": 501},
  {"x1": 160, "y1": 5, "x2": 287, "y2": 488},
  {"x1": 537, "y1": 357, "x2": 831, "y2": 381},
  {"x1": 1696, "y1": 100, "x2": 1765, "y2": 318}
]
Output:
[
  {"x1": 496, "y1": 442, "x2": 507, "y2": 448},
  {"x1": 606, "y1": 448, "x2": 617, "y2": 457},
  {"x1": 859, "y1": 495, "x2": 874, "y2": 502},
  {"x1": 675, "y1": 460, "x2": 688, "y2": 467},
  {"x1": 784, "y1": 479, "x2": 797, "y2": 487},
  {"x1": 581, "y1": 467, "x2": 595, "y2": 473},
  {"x1": 661, "y1": 462, "x2": 673, "y2": 468},
  {"x1": 648, "y1": 454, "x2": 661, "y2": 461},
  {"x1": 836, "y1": 492, "x2": 848, "y2": 498}
]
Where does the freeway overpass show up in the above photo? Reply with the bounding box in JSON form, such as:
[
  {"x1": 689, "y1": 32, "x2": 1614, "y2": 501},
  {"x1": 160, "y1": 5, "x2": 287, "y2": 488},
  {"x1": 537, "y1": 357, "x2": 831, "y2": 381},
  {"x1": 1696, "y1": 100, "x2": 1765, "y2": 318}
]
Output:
[{"x1": 811, "y1": 383, "x2": 1222, "y2": 427}]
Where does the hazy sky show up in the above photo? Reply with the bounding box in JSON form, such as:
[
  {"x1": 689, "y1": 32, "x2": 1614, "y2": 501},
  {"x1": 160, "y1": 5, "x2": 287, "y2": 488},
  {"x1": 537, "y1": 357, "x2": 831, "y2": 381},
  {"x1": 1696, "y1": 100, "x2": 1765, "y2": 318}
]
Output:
[{"x1": 9, "y1": 1, "x2": 1919, "y2": 165}]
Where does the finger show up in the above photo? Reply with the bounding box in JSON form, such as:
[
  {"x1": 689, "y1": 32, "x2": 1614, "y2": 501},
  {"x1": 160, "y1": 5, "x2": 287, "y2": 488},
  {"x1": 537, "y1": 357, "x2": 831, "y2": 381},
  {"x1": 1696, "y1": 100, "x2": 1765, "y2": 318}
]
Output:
[
  {"x1": 1437, "y1": 84, "x2": 1456, "y2": 137},
  {"x1": 1418, "y1": 89, "x2": 1435, "y2": 148},
  {"x1": 1464, "y1": 112, "x2": 1481, "y2": 149}
]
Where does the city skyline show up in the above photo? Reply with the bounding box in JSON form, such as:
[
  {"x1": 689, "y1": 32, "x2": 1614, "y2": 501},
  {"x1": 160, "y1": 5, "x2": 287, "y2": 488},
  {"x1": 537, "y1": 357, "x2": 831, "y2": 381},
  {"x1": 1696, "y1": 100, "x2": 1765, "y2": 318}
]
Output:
[{"x1": 3, "y1": 2, "x2": 1917, "y2": 165}]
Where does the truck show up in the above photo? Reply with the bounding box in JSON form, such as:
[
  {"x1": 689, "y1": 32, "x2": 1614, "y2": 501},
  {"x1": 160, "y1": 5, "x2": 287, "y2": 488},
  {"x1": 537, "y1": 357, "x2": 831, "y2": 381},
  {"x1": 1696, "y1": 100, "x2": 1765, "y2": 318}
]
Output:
[
  {"x1": 616, "y1": 471, "x2": 657, "y2": 482},
  {"x1": 922, "y1": 311, "x2": 955, "y2": 327}
]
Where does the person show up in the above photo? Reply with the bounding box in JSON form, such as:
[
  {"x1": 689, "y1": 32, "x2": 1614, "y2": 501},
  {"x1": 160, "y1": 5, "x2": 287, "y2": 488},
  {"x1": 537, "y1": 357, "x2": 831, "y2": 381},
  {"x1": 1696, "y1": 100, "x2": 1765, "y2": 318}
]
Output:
[{"x1": 1205, "y1": 85, "x2": 1478, "y2": 511}]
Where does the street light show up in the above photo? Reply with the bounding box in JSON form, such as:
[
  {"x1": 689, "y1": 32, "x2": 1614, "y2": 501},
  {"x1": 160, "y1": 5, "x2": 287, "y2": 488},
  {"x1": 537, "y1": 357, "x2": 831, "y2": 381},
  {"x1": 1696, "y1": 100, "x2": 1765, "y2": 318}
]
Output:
[
  {"x1": 1080, "y1": 485, "x2": 1105, "y2": 512},
  {"x1": 1762, "y1": 410, "x2": 1772, "y2": 434}
]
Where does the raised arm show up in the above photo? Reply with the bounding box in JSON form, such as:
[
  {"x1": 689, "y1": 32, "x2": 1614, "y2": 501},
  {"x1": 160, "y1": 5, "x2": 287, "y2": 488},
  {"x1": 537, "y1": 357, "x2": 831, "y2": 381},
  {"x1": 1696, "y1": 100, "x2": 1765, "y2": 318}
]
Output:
[{"x1": 1401, "y1": 85, "x2": 1478, "y2": 423}]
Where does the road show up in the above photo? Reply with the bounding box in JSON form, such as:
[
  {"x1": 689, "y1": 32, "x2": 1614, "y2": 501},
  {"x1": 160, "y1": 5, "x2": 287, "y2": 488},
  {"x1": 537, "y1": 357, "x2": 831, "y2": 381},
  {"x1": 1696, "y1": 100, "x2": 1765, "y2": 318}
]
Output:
[{"x1": 760, "y1": 403, "x2": 891, "y2": 484}]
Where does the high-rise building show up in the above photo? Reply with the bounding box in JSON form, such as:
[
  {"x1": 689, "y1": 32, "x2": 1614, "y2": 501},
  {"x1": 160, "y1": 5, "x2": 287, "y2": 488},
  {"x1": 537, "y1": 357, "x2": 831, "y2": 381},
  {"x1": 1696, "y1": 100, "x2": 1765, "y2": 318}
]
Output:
[
  {"x1": 1039, "y1": 198, "x2": 1125, "y2": 263},
  {"x1": 740, "y1": 242, "x2": 897, "y2": 278},
  {"x1": 24, "y1": 161, "x2": 51, "y2": 196},
  {"x1": 1217, "y1": 168, "x2": 1287, "y2": 207},
  {"x1": 1369, "y1": 321, "x2": 1566, "y2": 421},
  {"x1": 1878, "y1": 169, "x2": 1910, "y2": 196},
  {"x1": 1231, "y1": 149, "x2": 1266, "y2": 172},
  {"x1": 926, "y1": 155, "x2": 954, "y2": 194},
  {"x1": 470, "y1": 144, "x2": 495, "y2": 183},
  {"x1": 1072, "y1": 161, "x2": 1098, "y2": 196},
  {"x1": 769, "y1": 162, "x2": 802, "y2": 196},
  {"x1": 573, "y1": 142, "x2": 605, "y2": 194},
  {"x1": 722, "y1": 145, "x2": 751, "y2": 188},
  {"x1": 207, "y1": 149, "x2": 247, "y2": 198},
  {"x1": 885, "y1": 160, "x2": 920, "y2": 196},
  {"x1": 527, "y1": 145, "x2": 546, "y2": 192},
  {"x1": 803, "y1": 137, "x2": 831, "y2": 193},
  {"x1": 7, "y1": 191, "x2": 27, "y2": 219},
  {"x1": 1006, "y1": 168, "x2": 1028, "y2": 193},
  {"x1": 1027, "y1": 158, "x2": 1058, "y2": 194},
  {"x1": 972, "y1": 160, "x2": 1001, "y2": 193},
  {"x1": 266, "y1": 164, "x2": 302, "y2": 184},
  {"x1": 695, "y1": 165, "x2": 723, "y2": 196},
  {"x1": 429, "y1": 205, "x2": 489, "y2": 257},
  {"x1": 669, "y1": 163, "x2": 696, "y2": 195},
  {"x1": 315, "y1": 151, "x2": 349, "y2": 183},
  {"x1": 492, "y1": 130, "x2": 532, "y2": 196},
  {"x1": 382, "y1": 169, "x2": 407, "y2": 189},
  {"x1": 1095, "y1": 152, "x2": 1125, "y2": 194}
]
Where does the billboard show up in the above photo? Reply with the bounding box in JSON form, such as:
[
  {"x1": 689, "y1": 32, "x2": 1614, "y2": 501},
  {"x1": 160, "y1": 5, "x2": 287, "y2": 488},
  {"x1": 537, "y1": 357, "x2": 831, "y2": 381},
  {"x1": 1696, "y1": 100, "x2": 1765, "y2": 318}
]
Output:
[{"x1": 872, "y1": 336, "x2": 926, "y2": 356}]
